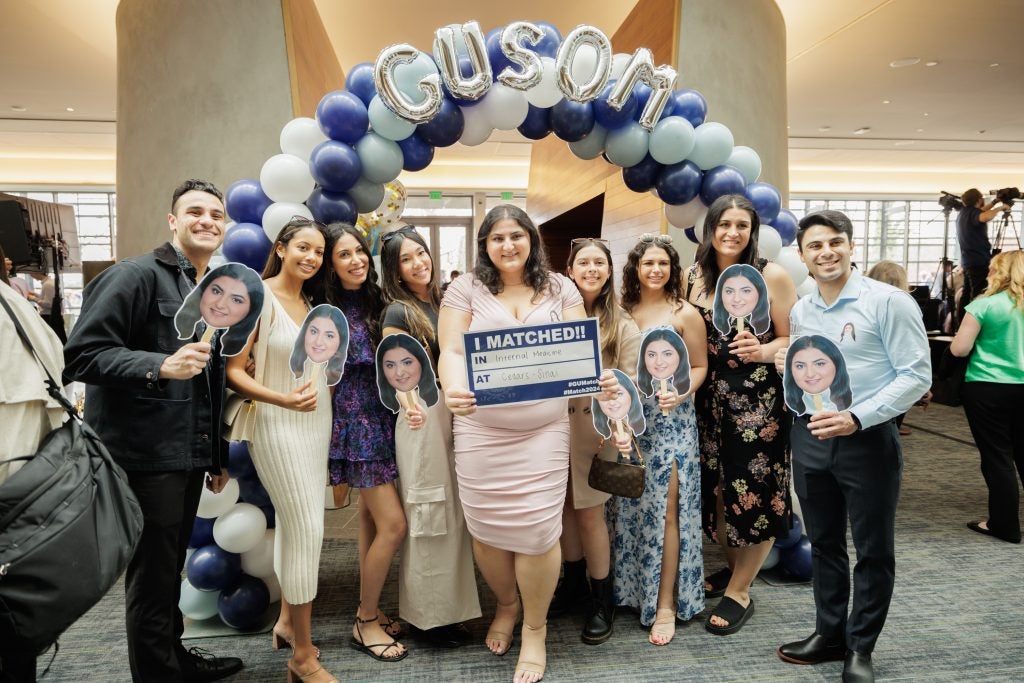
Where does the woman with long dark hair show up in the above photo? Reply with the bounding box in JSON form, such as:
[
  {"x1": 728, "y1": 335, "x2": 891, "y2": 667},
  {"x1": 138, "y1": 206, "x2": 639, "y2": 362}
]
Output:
[
  {"x1": 378, "y1": 224, "x2": 481, "y2": 647},
  {"x1": 615, "y1": 232, "x2": 708, "y2": 646},
  {"x1": 225, "y1": 217, "x2": 336, "y2": 682},
  {"x1": 323, "y1": 222, "x2": 408, "y2": 662},
  {"x1": 683, "y1": 194, "x2": 796, "y2": 635}
]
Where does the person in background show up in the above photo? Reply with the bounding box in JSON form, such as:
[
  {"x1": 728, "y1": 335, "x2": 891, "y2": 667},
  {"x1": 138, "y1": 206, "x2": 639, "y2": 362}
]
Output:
[
  {"x1": 64, "y1": 179, "x2": 243, "y2": 682},
  {"x1": 950, "y1": 250, "x2": 1024, "y2": 544},
  {"x1": 955, "y1": 189, "x2": 1011, "y2": 327},
  {"x1": 3, "y1": 256, "x2": 30, "y2": 300},
  {"x1": 441, "y1": 269, "x2": 461, "y2": 293}
]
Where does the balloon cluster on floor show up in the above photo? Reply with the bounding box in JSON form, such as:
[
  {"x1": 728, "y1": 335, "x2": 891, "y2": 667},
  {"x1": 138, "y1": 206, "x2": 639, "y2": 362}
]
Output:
[
  {"x1": 219, "y1": 19, "x2": 805, "y2": 288},
  {"x1": 180, "y1": 442, "x2": 279, "y2": 630},
  {"x1": 761, "y1": 516, "x2": 813, "y2": 581}
]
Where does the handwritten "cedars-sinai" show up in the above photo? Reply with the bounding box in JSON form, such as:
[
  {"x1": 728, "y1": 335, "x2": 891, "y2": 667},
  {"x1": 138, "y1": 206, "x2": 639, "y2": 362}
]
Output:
[{"x1": 472, "y1": 325, "x2": 589, "y2": 351}]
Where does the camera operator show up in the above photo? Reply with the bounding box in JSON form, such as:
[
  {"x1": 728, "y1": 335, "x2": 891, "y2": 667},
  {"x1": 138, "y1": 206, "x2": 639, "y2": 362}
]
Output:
[{"x1": 956, "y1": 188, "x2": 1011, "y2": 326}]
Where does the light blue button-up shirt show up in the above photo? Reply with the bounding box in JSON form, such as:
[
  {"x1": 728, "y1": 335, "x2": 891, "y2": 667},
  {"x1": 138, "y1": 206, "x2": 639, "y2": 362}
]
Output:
[{"x1": 790, "y1": 270, "x2": 932, "y2": 429}]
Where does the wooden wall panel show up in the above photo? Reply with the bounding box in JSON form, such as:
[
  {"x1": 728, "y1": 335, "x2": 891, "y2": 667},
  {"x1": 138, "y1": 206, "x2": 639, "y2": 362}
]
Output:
[{"x1": 282, "y1": 0, "x2": 346, "y2": 118}]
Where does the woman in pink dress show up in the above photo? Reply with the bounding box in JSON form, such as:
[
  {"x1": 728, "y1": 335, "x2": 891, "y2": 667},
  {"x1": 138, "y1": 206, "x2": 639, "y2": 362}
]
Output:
[{"x1": 438, "y1": 205, "x2": 617, "y2": 683}]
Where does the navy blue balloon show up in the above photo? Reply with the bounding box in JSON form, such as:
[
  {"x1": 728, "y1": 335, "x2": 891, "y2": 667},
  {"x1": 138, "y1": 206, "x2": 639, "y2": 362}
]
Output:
[
  {"x1": 397, "y1": 133, "x2": 435, "y2": 171},
  {"x1": 260, "y1": 504, "x2": 276, "y2": 529},
  {"x1": 771, "y1": 209, "x2": 799, "y2": 247},
  {"x1": 307, "y1": 188, "x2": 358, "y2": 224},
  {"x1": 188, "y1": 516, "x2": 215, "y2": 549},
  {"x1": 700, "y1": 165, "x2": 747, "y2": 207},
  {"x1": 550, "y1": 99, "x2": 595, "y2": 142},
  {"x1": 309, "y1": 140, "x2": 362, "y2": 193},
  {"x1": 668, "y1": 89, "x2": 707, "y2": 128},
  {"x1": 226, "y1": 441, "x2": 257, "y2": 481},
  {"x1": 237, "y1": 472, "x2": 272, "y2": 508},
  {"x1": 186, "y1": 544, "x2": 241, "y2": 592},
  {"x1": 655, "y1": 160, "x2": 703, "y2": 205},
  {"x1": 485, "y1": 27, "x2": 514, "y2": 80},
  {"x1": 684, "y1": 227, "x2": 699, "y2": 244},
  {"x1": 621, "y1": 154, "x2": 663, "y2": 193},
  {"x1": 346, "y1": 63, "x2": 378, "y2": 106},
  {"x1": 532, "y1": 22, "x2": 562, "y2": 58},
  {"x1": 774, "y1": 515, "x2": 804, "y2": 549},
  {"x1": 593, "y1": 82, "x2": 636, "y2": 130},
  {"x1": 222, "y1": 223, "x2": 272, "y2": 272},
  {"x1": 316, "y1": 90, "x2": 369, "y2": 144},
  {"x1": 444, "y1": 56, "x2": 484, "y2": 108},
  {"x1": 781, "y1": 537, "x2": 813, "y2": 580},
  {"x1": 224, "y1": 180, "x2": 272, "y2": 225},
  {"x1": 517, "y1": 105, "x2": 552, "y2": 140},
  {"x1": 417, "y1": 99, "x2": 465, "y2": 147},
  {"x1": 218, "y1": 574, "x2": 271, "y2": 630},
  {"x1": 632, "y1": 82, "x2": 652, "y2": 117},
  {"x1": 744, "y1": 182, "x2": 782, "y2": 224}
]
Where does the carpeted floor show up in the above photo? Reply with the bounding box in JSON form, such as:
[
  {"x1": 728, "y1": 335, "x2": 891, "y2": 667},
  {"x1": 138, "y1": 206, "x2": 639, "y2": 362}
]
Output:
[{"x1": 44, "y1": 403, "x2": 1024, "y2": 682}]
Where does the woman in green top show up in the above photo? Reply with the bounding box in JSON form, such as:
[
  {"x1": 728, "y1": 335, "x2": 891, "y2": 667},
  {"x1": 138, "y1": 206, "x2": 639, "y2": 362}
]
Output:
[{"x1": 951, "y1": 250, "x2": 1024, "y2": 544}]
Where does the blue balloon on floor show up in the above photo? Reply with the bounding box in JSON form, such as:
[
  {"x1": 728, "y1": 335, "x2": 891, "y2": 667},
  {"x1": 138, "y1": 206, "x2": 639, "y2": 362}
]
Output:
[
  {"x1": 774, "y1": 515, "x2": 803, "y2": 549},
  {"x1": 761, "y1": 546, "x2": 780, "y2": 571},
  {"x1": 186, "y1": 544, "x2": 241, "y2": 592},
  {"x1": 781, "y1": 537, "x2": 813, "y2": 580},
  {"x1": 237, "y1": 472, "x2": 272, "y2": 508},
  {"x1": 226, "y1": 441, "x2": 257, "y2": 481},
  {"x1": 259, "y1": 504, "x2": 276, "y2": 529},
  {"x1": 222, "y1": 223, "x2": 272, "y2": 272},
  {"x1": 218, "y1": 574, "x2": 270, "y2": 630},
  {"x1": 188, "y1": 516, "x2": 215, "y2": 549}
]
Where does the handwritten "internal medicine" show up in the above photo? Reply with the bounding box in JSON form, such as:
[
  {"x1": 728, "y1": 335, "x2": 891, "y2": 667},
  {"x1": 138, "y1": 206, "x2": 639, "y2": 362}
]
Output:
[{"x1": 473, "y1": 325, "x2": 588, "y2": 351}]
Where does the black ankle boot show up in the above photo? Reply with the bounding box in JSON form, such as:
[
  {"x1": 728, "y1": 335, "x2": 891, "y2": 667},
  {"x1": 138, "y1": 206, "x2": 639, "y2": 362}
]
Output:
[
  {"x1": 548, "y1": 559, "x2": 588, "y2": 617},
  {"x1": 582, "y1": 575, "x2": 615, "y2": 644}
]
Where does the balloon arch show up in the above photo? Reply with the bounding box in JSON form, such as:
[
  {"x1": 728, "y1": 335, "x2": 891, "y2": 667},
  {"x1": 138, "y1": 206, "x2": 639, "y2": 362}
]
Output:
[{"x1": 220, "y1": 19, "x2": 809, "y2": 292}]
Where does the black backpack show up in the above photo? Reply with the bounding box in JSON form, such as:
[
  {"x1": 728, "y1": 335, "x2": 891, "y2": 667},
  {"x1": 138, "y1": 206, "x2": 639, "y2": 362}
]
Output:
[{"x1": 0, "y1": 294, "x2": 144, "y2": 657}]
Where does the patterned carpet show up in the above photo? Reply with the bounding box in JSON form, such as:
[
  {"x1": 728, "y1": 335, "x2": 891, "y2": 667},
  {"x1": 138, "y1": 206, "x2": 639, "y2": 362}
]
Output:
[{"x1": 45, "y1": 404, "x2": 1024, "y2": 682}]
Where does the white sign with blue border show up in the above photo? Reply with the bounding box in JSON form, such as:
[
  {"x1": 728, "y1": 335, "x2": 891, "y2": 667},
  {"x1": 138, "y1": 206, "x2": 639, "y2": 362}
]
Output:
[{"x1": 463, "y1": 318, "x2": 602, "y2": 406}]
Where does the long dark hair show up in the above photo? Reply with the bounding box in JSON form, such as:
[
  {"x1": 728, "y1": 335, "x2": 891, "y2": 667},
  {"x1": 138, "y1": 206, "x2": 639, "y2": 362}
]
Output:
[
  {"x1": 621, "y1": 237, "x2": 684, "y2": 312},
  {"x1": 174, "y1": 262, "x2": 265, "y2": 356},
  {"x1": 566, "y1": 238, "x2": 622, "y2": 364},
  {"x1": 474, "y1": 204, "x2": 551, "y2": 299},
  {"x1": 711, "y1": 263, "x2": 771, "y2": 336},
  {"x1": 261, "y1": 217, "x2": 328, "y2": 304},
  {"x1": 375, "y1": 333, "x2": 439, "y2": 413},
  {"x1": 290, "y1": 303, "x2": 349, "y2": 386},
  {"x1": 783, "y1": 334, "x2": 852, "y2": 414},
  {"x1": 380, "y1": 225, "x2": 441, "y2": 349},
  {"x1": 590, "y1": 368, "x2": 646, "y2": 437},
  {"x1": 694, "y1": 194, "x2": 761, "y2": 296},
  {"x1": 636, "y1": 326, "x2": 691, "y2": 398},
  {"x1": 324, "y1": 222, "x2": 385, "y2": 343}
]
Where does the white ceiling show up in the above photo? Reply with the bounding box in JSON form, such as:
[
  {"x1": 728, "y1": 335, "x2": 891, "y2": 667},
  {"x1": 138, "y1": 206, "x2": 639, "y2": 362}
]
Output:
[{"x1": 0, "y1": 0, "x2": 1021, "y2": 196}]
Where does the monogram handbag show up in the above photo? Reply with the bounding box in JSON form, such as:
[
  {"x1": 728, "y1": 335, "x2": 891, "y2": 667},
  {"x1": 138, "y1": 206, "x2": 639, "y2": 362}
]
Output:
[{"x1": 588, "y1": 439, "x2": 646, "y2": 499}]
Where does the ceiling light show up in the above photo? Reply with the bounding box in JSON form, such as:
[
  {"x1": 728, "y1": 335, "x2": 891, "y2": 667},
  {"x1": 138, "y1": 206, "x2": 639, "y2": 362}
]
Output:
[
  {"x1": 882, "y1": 100, "x2": 891, "y2": 104},
  {"x1": 10, "y1": 105, "x2": 26, "y2": 112},
  {"x1": 893, "y1": 140, "x2": 915, "y2": 147},
  {"x1": 925, "y1": 61, "x2": 939, "y2": 67},
  {"x1": 923, "y1": 112, "x2": 929, "y2": 117},
  {"x1": 989, "y1": 63, "x2": 1000, "y2": 68},
  {"x1": 852, "y1": 127, "x2": 871, "y2": 135},
  {"x1": 916, "y1": 128, "x2": 924, "y2": 133},
  {"x1": 818, "y1": 125, "x2": 831, "y2": 132},
  {"x1": 889, "y1": 58, "x2": 920, "y2": 68},
  {"x1": 65, "y1": 107, "x2": 75, "y2": 112}
]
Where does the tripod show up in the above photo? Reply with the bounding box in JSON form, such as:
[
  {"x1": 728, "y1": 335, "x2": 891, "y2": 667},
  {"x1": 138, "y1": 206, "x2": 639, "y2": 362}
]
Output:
[
  {"x1": 930, "y1": 205, "x2": 956, "y2": 307},
  {"x1": 992, "y1": 206, "x2": 1021, "y2": 255}
]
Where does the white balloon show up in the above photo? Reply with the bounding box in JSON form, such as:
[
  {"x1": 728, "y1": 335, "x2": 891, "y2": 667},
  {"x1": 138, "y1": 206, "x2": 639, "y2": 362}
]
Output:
[
  {"x1": 796, "y1": 277, "x2": 817, "y2": 298},
  {"x1": 263, "y1": 573, "x2": 282, "y2": 603},
  {"x1": 665, "y1": 196, "x2": 707, "y2": 230},
  {"x1": 478, "y1": 83, "x2": 529, "y2": 130},
  {"x1": 610, "y1": 52, "x2": 631, "y2": 80},
  {"x1": 259, "y1": 154, "x2": 315, "y2": 204},
  {"x1": 179, "y1": 578, "x2": 220, "y2": 620},
  {"x1": 459, "y1": 104, "x2": 493, "y2": 146},
  {"x1": 261, "y1": 202, "x2": 312, "y2": 242},
  {"x1": 524, "y1": 57, "x2": 563, "y2": 109},
  {"x1": 240, "y1": 529, "x2": 276, "y2": 578},
  {"x1": 758, "y1": 225, "x2": 783, "y2": 261},
  {"x1": 727, "y1": 145, "x2": 762, "y2": 184},
  {"x1": 279, "y1": 117, "x2": 328, "y2": 160},
  {"x1": 213, "y1": 502, "x2": 268, "y2": 554},
  {"x1": 196, "y1": 478, "x2": 239, "y2": 519},
  {"x1": 367, "y1": 96, "x2": 416, "y2": 141},
  {"x1": 775, "y1": 246, "x2": 809, "y2": 287}
]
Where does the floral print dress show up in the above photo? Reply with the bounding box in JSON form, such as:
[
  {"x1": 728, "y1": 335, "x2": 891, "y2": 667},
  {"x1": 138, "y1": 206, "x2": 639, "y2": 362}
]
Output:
[{"x1": 688, "y1": 262, "x2": 791, "y2": 547}]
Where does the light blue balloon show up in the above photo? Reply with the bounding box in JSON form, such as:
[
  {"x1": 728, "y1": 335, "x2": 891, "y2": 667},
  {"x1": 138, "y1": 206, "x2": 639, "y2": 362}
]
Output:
[
  {"x1": 687, "y1": 121, "x2": 734, "y2": 170},
  {"x1": 727, "y1": 145, "x2": 762, "y2": 183},
  {"x1": 761, "y1": 546, "x2": 780, "y2": 571},
  {"x1": 368, "y1": 96, "x2": 416, "y2": 141},
  {"x1": 355, "y1": 132, "x2": 404, "y2": 184},
  {"x1": 649, "y1": 116, "x2": 696, "y2": 165},
  {"x1": 568, "y1": 124, "x2": 608, "y2": 160},
  {"x1": 179, "y1": 578, "x2": 220, "y2": 621},
  {"x1": 394, "y1": 51, "x2": 439, "y2": 105},
  {"x1": 604, "y1": 122, "x2": 650, "y2": 168},
  {"x1": 347, "y1": 177, "x2": 385, "y2": 213}
]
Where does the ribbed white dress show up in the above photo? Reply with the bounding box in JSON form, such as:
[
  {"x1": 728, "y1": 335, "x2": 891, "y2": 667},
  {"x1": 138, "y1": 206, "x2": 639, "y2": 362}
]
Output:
[{"x1": 248, "y1": 289, "x2": 332, "y2": 604}]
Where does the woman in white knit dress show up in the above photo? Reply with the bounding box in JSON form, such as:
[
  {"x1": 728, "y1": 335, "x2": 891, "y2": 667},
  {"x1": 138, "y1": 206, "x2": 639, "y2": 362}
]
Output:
[{"x1": 226, "y1": 218, "x2": 336, "y2": 683}]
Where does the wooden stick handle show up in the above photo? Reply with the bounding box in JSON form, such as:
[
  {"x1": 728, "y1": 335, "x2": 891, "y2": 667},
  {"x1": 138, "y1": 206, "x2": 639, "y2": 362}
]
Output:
[
  {"x1": 307, "y1": 363, "x2": 320, "y2": 390},
  {"x1": 812, "y1": 394, "x2": 824, "y2": 412},
  {"x1": 736, "y1": 317, "x2": 745, "y2": 334},
  {"x1": 660, "y1": 378, "x2": 670, "y2": 416},
  {"x1": 200, "y1": 325, "x2": 216, "y2": 344}
]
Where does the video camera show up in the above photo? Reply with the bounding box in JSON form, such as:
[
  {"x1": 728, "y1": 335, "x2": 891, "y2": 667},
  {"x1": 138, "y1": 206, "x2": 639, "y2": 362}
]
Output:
[
  {"x1": 990, "y1": 187, "x2": 1021, "y2": 207},
  {"x1": 938, "y1": 191, "x2": 963, "y2": 211}
]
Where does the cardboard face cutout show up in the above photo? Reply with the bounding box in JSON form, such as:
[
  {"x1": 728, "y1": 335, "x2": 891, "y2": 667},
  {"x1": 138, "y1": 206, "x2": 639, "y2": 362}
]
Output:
[
  {"x1": 783, "y1": 334, "x2": 854, "y2": 415},
  {"x1": 591, "y1": 368, "x2": 646, "y2": 442},
  {"x1": 713, "y1": 263, "x2": 771, "y2": 336},
  {"x1": 174, "y1": 262, "x2": 264, "y2": 356},
  {"x1": 290, "y1": 304, "x2": 349, "y2": 388},
  {"x1": 636, "y1": 327, "x2": 691, "y2": 412},
  {"x1": 376, "y1": 333, "x2": 439, "y2": 414}
]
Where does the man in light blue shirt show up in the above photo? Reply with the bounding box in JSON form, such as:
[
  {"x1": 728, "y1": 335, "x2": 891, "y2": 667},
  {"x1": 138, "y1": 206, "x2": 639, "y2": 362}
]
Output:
[{"x1": 774, "y1": 210, "x2": 931, "y2": 683}]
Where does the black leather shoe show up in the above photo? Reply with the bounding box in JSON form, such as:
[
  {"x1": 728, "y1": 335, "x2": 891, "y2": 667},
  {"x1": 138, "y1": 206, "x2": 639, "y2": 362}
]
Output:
[
  {"x1": 777, "y1": 633, "x2": 846, "y2": 665},
  {"x1": 581, "y1": 575, "x2": 615, "y2": 645},
  {"x1": 548, "y1": 559, "x2": 589, "y2": 617},
  {"x1": 842, "y1": 651, "x2": 874, "y2": 683},
  {"x1": 417, "y1": 622, "x2": 474, "y2": 648},
  {"x1": 179, "y1": 646, "x2": 243, "y2": 682}
]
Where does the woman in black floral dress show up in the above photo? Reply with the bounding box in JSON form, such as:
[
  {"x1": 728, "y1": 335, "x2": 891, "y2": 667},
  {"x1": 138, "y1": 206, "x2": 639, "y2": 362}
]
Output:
[{"x1": 684, "y1": 194, "x2": 797, "y2": 635}]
